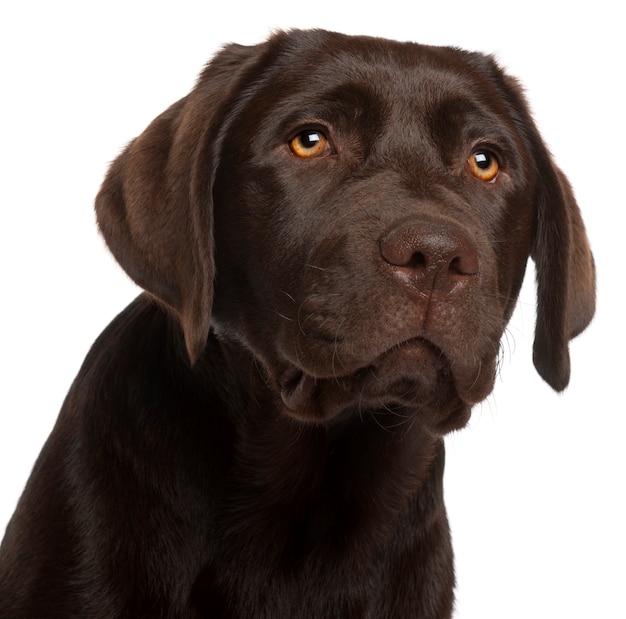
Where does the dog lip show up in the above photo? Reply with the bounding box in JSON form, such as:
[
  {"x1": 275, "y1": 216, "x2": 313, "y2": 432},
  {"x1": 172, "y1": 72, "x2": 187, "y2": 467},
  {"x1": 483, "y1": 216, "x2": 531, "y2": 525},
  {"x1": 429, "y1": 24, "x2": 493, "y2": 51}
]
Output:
[
  {"x1": 372, "y1": 336, "x2": 495, "y2": 406},
  {"x1": 279, "y1": 367, "x2": 317, "y2": 411},
  {"x1": 278, "y1": 334, "x2": 491, "y2": 416},
  {"x1": 376, "y1": 336, "x2": 443, "y2": 365},
  {"x1": 363, "y1": 336, "x2": 447, "y2": 386},
  {"x1": 278, "y1": 336, "x2": 444, "y2": 413}
]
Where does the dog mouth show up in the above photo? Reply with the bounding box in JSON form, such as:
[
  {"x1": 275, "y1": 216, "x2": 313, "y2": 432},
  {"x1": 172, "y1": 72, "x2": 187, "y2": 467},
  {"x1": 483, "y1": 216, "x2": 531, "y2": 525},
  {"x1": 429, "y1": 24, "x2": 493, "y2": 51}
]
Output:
[{"x1": 278, "y1": 337, "x2": 487, "y2": 428}]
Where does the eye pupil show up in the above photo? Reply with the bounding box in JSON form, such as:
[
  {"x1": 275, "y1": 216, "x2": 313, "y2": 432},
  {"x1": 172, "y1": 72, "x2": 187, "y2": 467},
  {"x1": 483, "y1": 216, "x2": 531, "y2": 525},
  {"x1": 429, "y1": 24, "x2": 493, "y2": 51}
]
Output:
[
  {"x1": 301, "y1": 131, "x2": 321, "y2": 148},
  {"x1": 474, "y1": 152, "x2": 490, "y2": 169}
]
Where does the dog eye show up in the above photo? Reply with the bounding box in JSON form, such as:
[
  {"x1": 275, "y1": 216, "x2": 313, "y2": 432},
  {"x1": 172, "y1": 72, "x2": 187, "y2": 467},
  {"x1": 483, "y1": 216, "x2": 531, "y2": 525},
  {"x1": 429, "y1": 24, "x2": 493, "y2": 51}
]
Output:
[
  {"x1": 468, "y1": 150, "x2": 500, "y2": 182},
  {"x1": 289, "y1": 130, "x2": 331, "y2": 159}
]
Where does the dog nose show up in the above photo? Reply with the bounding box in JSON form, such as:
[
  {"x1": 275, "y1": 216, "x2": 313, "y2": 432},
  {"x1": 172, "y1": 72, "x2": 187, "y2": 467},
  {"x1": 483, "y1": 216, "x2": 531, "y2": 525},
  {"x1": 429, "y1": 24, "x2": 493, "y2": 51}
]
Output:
[{"x1": 380, "y1": 221, "x2": 479, "y2": 292}]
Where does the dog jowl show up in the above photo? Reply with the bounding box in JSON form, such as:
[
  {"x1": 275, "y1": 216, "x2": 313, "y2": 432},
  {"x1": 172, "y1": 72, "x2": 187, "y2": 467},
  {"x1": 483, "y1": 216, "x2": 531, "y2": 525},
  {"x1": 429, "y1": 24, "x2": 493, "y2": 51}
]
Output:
[{"x1": 0, "y1": 29, "x2": 595, "y2": 618}]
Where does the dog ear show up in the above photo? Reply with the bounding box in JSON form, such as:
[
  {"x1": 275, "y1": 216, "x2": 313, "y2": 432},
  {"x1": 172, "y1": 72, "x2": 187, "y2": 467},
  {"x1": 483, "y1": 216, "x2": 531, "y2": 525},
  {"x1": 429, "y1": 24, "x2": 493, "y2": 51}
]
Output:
[
  {"x1": 467, "y1": 58, "x2": 595, "y2": 391},
  {"x1": 95, "y1": 43, "x2": 267, "y2": 364},
  {"x1": 531, "y1": 163, "x2": 596, "y2": 391},
  {"x1": 492, "y1": 69, "x2": 596, "y2": 391}
]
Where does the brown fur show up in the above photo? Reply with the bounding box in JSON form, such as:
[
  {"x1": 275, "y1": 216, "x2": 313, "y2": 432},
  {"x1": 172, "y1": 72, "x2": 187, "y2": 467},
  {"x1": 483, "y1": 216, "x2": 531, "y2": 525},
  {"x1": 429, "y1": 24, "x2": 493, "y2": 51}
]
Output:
[{"x1": 0, "y1": 30, "x2": 594, "y2": 618}]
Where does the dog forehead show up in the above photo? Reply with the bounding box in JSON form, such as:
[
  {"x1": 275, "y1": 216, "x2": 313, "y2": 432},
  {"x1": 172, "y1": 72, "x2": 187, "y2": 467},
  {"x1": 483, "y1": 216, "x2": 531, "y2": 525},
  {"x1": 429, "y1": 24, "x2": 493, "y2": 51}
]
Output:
[
  {"x1": 279, "y1": 32, "x2": 492, "y2": 93},
  {"x1": 273, "y1": 31, "x2": 482, "y2": 74},
  {"x1": 237, "y1": 33, "x2": 504, "y2": 139}
]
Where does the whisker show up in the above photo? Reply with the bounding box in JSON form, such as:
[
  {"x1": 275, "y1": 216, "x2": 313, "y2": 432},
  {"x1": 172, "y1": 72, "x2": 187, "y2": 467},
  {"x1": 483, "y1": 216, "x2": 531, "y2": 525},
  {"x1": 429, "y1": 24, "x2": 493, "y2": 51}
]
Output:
[
  {"x1": 270, "y1": 310, "x2": 295, "y2": 322},
  {"x1": 302, "y1": 263, "x2": 336, "y2": 274},
  {"x1": 279, "y1": 290, "x2": 297, "y2": 304}
]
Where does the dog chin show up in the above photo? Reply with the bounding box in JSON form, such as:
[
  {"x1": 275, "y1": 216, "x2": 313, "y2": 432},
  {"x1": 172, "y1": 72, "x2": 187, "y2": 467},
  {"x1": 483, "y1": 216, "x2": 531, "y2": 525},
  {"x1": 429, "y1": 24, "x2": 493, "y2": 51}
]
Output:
[{"x1": 277, "y1": 338, "x2": 481, "y2": 432}]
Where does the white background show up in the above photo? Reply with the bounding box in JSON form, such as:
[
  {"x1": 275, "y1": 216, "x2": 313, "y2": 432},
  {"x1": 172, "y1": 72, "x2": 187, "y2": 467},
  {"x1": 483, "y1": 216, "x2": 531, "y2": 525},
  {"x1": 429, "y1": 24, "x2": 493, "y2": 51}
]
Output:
[{"x1": 1, "y1": 2, "x2": 623, "y2": 617}]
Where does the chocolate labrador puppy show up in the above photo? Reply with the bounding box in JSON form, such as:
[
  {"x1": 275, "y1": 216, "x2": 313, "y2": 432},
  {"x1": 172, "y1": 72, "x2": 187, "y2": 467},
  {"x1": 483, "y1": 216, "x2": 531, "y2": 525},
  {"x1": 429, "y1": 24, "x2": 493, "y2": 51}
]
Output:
[{"x1": 0, "y1": 29, "x2": 595, "y2": 618}]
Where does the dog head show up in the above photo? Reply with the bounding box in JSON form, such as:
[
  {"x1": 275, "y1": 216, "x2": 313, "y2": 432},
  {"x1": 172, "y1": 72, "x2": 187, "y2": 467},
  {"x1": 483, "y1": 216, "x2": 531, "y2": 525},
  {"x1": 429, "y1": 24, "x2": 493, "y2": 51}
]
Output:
[{"x1": 95, "y1": 30, "x2": 595, "y2": 430}]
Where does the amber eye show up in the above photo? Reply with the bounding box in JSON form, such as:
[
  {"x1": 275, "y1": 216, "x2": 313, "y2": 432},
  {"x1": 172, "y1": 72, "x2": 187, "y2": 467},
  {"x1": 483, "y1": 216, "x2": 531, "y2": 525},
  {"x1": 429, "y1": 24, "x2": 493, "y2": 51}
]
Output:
[
  {"x1": 289, "y1": 130, "x2": 331, "y2": 158},
  {"x1": 468, "y1": 150, "x2": 500, "y2": 182}
]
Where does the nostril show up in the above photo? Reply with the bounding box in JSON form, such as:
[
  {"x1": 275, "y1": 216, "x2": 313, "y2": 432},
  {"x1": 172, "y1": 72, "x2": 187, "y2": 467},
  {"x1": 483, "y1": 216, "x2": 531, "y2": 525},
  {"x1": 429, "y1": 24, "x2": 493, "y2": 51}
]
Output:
[
  {"x1": 449, "y1": 251, "x2": 478, "y2": 276},
  {"x1": 380, "y1": 238, "x2": 428, "y2": 269},
  {"x1": 407, "y1": 251, "x2": 427, "y2": 270}
]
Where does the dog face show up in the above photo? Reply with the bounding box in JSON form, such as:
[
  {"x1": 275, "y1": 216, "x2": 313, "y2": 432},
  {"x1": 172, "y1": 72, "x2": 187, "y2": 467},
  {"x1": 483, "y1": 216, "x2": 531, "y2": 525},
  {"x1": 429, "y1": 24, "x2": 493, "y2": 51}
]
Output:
[{"x1": 96, "y1": 30, "x2": 595, "y2": 429}]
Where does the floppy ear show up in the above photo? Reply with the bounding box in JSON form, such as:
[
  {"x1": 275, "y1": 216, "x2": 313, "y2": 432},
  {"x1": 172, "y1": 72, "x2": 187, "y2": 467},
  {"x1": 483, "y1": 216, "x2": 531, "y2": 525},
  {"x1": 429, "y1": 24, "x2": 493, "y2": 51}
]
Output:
[
  {"x1": 531, "y1": 163, "x2": 596, "y2": 391},
  {"x1": 491, "y1": 69, "x2": 596, "y2": 391},
  {"x1": 469, "y1": 58, "x2": 595, "y2": 391},
  {"x1": 95, "y1": 42, "x2": 267, "y2": 364}
]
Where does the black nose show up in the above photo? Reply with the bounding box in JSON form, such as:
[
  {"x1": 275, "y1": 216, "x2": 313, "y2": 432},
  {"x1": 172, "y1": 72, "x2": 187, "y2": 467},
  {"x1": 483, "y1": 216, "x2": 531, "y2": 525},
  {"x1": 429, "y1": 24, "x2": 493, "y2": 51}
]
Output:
[{"x1": 380, "y1": 221, "x2": 479, "y2": 293}]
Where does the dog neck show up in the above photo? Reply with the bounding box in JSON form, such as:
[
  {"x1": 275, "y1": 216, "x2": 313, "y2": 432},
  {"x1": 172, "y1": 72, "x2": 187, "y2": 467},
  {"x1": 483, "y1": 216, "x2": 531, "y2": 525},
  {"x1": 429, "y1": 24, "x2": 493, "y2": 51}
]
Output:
[{"x1": 202, "y1": 333, "x2": 449, "y2": 561}]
